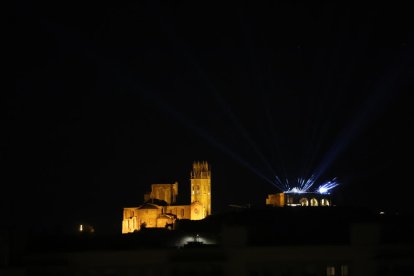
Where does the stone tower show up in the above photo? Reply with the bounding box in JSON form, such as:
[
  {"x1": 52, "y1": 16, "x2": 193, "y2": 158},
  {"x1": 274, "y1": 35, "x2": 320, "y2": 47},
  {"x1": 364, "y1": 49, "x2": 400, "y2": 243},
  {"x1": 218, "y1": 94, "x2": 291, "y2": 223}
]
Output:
[{"x1": 190, "y1": 161, "x2": 211, "y2": 218}]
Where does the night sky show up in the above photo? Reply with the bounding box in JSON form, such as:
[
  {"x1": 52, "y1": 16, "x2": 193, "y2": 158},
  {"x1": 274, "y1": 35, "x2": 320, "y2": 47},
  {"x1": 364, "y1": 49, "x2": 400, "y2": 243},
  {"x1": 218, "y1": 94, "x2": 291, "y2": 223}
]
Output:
[{"x1": 9, "y1": 1, "x2": 413, "y2": 234}]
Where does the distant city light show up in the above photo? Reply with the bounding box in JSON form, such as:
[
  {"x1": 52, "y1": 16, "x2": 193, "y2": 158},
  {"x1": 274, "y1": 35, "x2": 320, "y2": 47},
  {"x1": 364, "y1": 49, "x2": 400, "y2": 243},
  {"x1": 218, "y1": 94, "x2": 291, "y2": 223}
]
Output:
[
  {"x1": 175, "y1": 233, "x2": 216, "y2": 247},
  {"x1": 79, "y1": 224, "x2": 95, "y2": 233}
]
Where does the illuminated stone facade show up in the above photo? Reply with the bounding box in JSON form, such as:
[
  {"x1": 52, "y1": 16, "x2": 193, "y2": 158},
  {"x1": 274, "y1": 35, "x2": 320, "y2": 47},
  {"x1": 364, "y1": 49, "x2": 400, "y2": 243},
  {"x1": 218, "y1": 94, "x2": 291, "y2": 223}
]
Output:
[
  {"x1": 122, "y1": 161, "x2": 211, "y2": 233},
  {"x1": 144, "y1": 183, "x2": 178, "y2": 205},
  {"x1": 266, "y1": 192, "x2": 332, "y2": 207},
  {"x1": 191, "y1": 161, "x2": 211, "y2": 217}
]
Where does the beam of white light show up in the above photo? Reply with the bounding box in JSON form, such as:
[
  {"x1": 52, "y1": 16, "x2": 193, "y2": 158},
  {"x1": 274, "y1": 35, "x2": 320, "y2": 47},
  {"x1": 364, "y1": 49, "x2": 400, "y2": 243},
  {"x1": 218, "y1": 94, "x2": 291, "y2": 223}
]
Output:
[
  {"x1": 158, "y1": 23, "x2": 281, "y2": 185},
  {"x1": 279, "y1": 176, "x2": 339, "y2": 194},
  {"x1": 317, "y1": 178, "x2": 339, "y2": 194}
]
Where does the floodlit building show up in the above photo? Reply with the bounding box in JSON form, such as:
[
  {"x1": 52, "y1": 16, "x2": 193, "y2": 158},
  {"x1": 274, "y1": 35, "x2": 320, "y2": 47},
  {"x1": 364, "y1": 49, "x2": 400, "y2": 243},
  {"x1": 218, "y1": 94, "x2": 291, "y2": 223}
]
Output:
[
  {"x1": 122, "y1": 161, "x2": 211, "y2": 233},
  {"x1": 266, "y1": 192, "x2": 332, "y2": 207}
]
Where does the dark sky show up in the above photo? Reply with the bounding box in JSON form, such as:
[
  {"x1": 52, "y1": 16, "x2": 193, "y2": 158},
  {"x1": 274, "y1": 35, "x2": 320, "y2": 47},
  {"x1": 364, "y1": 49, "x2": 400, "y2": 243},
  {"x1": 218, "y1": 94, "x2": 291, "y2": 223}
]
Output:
[{"x1": 8, "y1": 1, "x2": 413, "y2": 234}]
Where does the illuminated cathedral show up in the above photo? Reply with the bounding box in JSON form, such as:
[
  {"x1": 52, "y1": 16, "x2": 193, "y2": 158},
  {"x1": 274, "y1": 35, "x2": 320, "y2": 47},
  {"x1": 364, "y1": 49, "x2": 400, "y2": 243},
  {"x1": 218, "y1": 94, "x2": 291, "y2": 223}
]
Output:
[{"x1": 122, "y1": 161, "x2": 211, "y2": 233}]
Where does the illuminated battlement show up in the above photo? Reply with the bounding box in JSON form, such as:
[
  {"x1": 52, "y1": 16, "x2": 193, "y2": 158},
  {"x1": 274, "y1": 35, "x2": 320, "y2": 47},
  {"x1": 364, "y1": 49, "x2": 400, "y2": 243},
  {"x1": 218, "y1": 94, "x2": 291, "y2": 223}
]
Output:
[{"x1": 191, "y1": 161, "x2": 211, "y2": 179}]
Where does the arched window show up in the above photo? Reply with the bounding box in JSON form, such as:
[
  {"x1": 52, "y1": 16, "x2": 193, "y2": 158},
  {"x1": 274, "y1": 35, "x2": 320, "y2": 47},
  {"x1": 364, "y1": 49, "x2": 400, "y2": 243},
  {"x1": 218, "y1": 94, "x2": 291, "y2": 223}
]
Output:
[
  {"x1": 310, "y1": 198, "x2": 318, "y2": 206},
  {"x1": 299, "y1": 198, "x2": 309, "y2": 206}
]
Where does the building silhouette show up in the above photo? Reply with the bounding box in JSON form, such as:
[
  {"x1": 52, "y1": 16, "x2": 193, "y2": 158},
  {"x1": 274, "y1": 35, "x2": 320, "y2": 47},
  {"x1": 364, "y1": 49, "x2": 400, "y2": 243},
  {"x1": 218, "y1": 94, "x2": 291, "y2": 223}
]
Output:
[{"x1": 3, "y1": 207, "x2": 413, "y2": 276}]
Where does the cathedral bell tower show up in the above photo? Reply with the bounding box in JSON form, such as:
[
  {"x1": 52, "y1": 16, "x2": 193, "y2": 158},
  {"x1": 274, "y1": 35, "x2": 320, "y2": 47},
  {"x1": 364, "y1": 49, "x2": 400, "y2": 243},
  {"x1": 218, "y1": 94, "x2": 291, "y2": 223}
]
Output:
[{"x1": 190, "y1": 161, "x2": 211, "y2": 219}]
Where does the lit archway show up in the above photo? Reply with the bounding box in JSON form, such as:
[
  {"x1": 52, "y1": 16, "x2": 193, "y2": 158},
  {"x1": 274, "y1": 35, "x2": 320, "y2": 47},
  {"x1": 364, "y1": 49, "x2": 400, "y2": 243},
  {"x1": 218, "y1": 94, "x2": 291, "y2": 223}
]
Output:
[
  {"x1": 321, "y1": 198, "x2": 330, "y2": 206},
  {"x1": 299, "y1": 198, "x2": 309, "y2": 206},
  {"x1": 310, "y1": 198, "x2": 318, "y2": 206}
]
